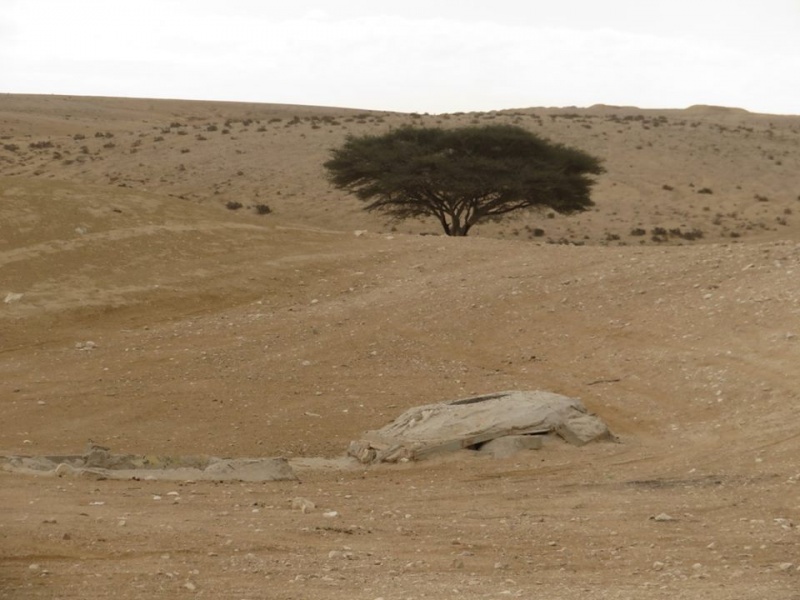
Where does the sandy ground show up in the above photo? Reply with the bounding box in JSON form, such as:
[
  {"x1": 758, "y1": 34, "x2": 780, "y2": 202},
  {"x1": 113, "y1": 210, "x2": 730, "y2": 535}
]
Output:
[{"x1": 1, "y1": 95, "x2": 799, "y2": 599}]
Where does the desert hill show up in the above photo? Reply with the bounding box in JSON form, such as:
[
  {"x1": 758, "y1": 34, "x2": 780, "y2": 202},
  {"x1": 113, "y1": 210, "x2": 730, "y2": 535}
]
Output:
[
  {"x1": 2, "y1": 94, "x2": 799, "y2": 243},
  {"x1": 1, "y1": 95, "x2": 799, "y2": 598}
]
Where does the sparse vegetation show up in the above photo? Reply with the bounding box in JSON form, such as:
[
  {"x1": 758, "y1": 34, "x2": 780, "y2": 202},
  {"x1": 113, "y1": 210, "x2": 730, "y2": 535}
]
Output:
[{"x1": 0, "y1": 98, "x2": 797, "y2": 247}]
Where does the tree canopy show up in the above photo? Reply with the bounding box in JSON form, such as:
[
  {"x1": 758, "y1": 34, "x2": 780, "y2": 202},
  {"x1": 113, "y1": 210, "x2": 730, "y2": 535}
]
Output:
[{"x1": 324, "y1": 124, "x2": 604, "y2": 236}]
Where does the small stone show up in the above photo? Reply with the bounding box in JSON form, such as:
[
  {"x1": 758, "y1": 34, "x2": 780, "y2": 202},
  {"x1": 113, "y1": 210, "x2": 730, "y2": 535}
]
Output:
[
  {"x1": 652, "y1": 561, "x2": 665, "y2": 571},
  {"x1": 29, "y1": 564, "x2": 40, "y2": 571},
  {"x1": 778, "y1": 562, "x2": 794, "y2": 572},
  {"x1": 183, "y1": 581, "x2": 196, "y2": 591},
  {"x1": 652, "y1": 513, "x2": 676, "y2": 522},
  {"x1": 323, "y1": 511, "x2": 339, "y2": 518},
  {"x1": 290, "y1": 497, "x2": 315, "y2": 513}
]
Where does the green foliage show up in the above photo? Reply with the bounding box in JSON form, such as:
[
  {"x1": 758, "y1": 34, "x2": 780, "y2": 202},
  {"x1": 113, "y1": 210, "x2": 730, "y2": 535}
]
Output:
[{"x1": 324, "y1": 125, "x2": 603, "y2": 236}]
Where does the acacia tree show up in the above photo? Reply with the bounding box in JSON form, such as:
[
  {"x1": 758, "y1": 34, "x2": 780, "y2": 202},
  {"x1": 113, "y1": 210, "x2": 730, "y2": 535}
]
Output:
[{"x1": 324, "y1": 124, "x2": 604, "y2": 236}]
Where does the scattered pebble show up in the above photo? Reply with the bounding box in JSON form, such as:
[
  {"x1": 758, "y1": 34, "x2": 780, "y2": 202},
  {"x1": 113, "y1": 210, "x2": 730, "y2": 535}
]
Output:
[
  {"x1": 652, "y1": 513, "x2": 675, "y2": 522},
  {"x1": 290, "y1": 497, "x2": 315, "y2": 513}
]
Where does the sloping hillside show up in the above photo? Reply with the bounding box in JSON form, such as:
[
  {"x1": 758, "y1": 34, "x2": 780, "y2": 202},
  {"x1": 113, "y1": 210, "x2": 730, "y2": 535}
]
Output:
[{"x1": 2, "y1": 95, "x2": 799, "y2": 243}]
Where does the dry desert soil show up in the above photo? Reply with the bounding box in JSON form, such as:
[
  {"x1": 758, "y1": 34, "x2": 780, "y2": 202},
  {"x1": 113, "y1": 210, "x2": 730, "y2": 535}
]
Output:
[{"x1": 1, "y1": 94, "x2": 799, "y2": 599}]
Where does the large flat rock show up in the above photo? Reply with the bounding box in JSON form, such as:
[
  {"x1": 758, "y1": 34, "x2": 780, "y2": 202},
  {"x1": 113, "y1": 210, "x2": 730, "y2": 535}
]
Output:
[{"x1": 349, "y1": 390, "x2": 614, "y2": 463}]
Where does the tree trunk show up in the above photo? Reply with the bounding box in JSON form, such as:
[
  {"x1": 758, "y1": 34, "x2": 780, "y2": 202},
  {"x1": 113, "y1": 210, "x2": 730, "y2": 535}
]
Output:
[{"x1": 446, "y1": 213, "x2": 470, "y2": 236}]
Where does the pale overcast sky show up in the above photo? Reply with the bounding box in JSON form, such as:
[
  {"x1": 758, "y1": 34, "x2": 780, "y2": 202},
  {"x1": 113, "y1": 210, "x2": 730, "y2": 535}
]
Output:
[{"x1": 2, "y1": 0, "x2": 799, "y2": 114}]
